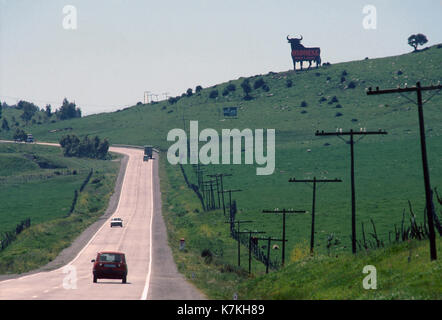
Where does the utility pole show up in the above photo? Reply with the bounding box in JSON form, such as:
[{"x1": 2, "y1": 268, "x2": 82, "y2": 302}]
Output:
[
  {"x1": 202, "y1": 180, "x2": 216, "y2": 210},
  {"x1": 288, "y1": 177, "x2": 342, "y2": 254},
  {"x1": 262, "y1": 208, "x2": 306, "y2": 266},
  {"x1": 367, "y1": 82, "x2": 441, "y2": 260},
  {"x1": 220, "y1": 189, "x2": 242, "y2": 217},
  {"x1": 254, "y1": 237, "x2": 287, "y2": 273},
  {"x1": 207, "y1": 173, "x2": 232, "y2": 209},
  {"x1": 225, "y1": 220, "x2": 254, "y2": 266},
  {"x1": 315, "y1": 129, "x2": 387, "y2": 254},
  {"x1": 144, "y1": 91, "x2": 150, "y2": 104},
  {"x1": 236, "y1": 230, "x2": 266, "y2": 274}
]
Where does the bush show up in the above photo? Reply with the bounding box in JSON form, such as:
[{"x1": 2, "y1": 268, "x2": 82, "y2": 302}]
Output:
[
  {"x1": 226, "y1": 83, "x2": 236, "y2": 92},
  {"x1": 186, "y1": 88, "x2": 193, "y2": 97},
  {"x1": 13, "y1": 128, "x2": 27, "y2": 141},
  {"x1": 253, "y1": 78, "x2": 265, "y2": 90},
  {"x1": 347, "y1": 81, "x2": 356, "y2": 89},
  {"x1": 329, "y1": 96, "x2": 339, "y2": 104},
  {"x1": 59, "y1": 135, "x2": 109, "y2": 159},
  {"x1": 335, "y1": 112, "x2": 343, "y2": 117},
  {"x1": 168, "y1": 97, "x2": 178, "y2": 105},
  {"x1": 286, "y1": 79, "x2": 293, "y2": 88},
  {"x1": 209, "y1": 90, "x2": 218, "y2": 99},
  {"x1": 201, "y1": 248, "x2": 213, "y2": 264},
  {"x1": 195, "y1": 85, "x2": 203, "y2": 94},
  {"x1": 262, "y1": 84, "x2": 270, "y2": 92},
  {"x1": 300, "y1": 101, "x2": 308, "y2": 108},
  {"x1": 241, "y1": 79, "x2": 252, "y2": 100}
]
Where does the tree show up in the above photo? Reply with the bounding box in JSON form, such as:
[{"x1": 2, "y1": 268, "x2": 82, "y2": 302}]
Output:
[
  {"x1": 59, "y1": 134, "x2": 109, "y2": 159},
  {"x1": 45, "y1": 104, "x2": 52, "y2": 117},
  {"x1": 186, "y1": 88, "x2": 193, "y2": 97},
  {"x1": 241, "y1": 79, "x2": 253, "y2": 100},
  {"x1": 408, "y1": 33, "x2": 428, "y2": 51},
  {"x1": 18, "y1": 100, "x2": 38, "y2": 124},
  {"x1": 2, "y1": 118, "x2": 9, "y2": 131},
  {"x1": 13, "y1": 128, "x2": 27, "y2": 141},
  {"x1": 0, "y1": 102, "x2": 2, "y2": 119},
  {"x1": 58, "y1": 98, "x2": 82, "y2": 120},
  {"x1": 96, "y1": 139, "x2": 109, "y2": 159},
  {"x1": 209, "y1": 89, "x2": 218, "y2": 99},
  {"x1": 195, "y1": 85, "x2": 203, "y2": 94}
]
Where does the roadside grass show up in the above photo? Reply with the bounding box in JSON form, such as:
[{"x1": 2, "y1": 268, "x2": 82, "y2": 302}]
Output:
[
  {"x1": 238, "y1": 237, "x2": 442, "y2": 300},
  {"x1": 160, "y1": 153, "x2": 442, "y2": 300},
  {"x1": 0, "y1": 143, "x2": 120, "y2": 274}
]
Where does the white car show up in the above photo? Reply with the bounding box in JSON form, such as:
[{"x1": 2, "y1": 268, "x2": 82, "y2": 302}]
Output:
[{"x1": 110, "y1": 217, "x2": 123, "y2": 227}]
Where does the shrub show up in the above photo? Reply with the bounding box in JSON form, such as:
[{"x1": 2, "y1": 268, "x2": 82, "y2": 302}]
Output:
[
  {"x1": 347, "y1": 81, "x2": 356, "y2": 89},
  {"x1": 253, "y1": 78, "x2": 265, "y2": 90},
  {"x1": 241, "y1": 79, "x2": 253, "y2": 100},
  {"x1": 195, "y1": 85, "x2": 203, "y2": 93},
  {"x1": 335, "y1": 112, "x2": 343, "y2": 117},
  {"x1": 201, "y1": 248, "x2": 213, "y2": 264},
  {"x1": 329, "y1": 96, "x2": 339, "y2": 104},
  {"x1": 300, "y1": 101, "x2": 308, "y2": 108},
  {"x1": 262, "y1": 84, "x2": 270, "y2": 92},
  {"x1": 13, "y1": 128, "x2": 27, "y2": 141},
  {"x1": 209, "y1": 90, "x2": 219, "y2": 99},
  {"x1": 186, "y1": 88, "x2": 193, "y2": 97},
  {"x1": 286, "y1": 79, "x2": 293, "y2": 88},
  {"x1": 222, "y1": 88, "x2": 230, "y2": 96},
  {"x1": 226, "y1": 83, "x2": 236, "y2": 92},
  {"x1": 59, "y1": 134, "x2": 109, "y2": 159}
]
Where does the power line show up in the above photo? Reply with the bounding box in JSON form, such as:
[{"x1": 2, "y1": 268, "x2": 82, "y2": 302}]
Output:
[
  {"x1": 367, "y1": 82, "x2": 441, "y2": 261},
  {"x1": 315, "y1": 129, "x2": 388, "y2": 254}
]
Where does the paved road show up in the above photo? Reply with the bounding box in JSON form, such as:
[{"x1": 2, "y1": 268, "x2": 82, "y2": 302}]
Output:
[{"x1": 0, "y1": 144, "x2": 206, "y2": 300}]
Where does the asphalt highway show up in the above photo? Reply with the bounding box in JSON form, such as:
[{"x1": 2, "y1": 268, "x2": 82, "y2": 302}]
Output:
[{"x1": 0, "y1": 144, "x2": 206, "y2": 300}]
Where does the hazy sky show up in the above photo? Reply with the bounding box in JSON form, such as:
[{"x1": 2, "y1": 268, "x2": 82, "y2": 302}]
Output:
[{"x1": 1, "y1": 0, "x2": 441, "y2": 115}]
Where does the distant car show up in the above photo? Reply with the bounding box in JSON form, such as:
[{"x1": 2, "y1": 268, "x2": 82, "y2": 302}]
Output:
[
  {"x1": 26, "y1": 134, "x2": 34, "y2": 143},
  {"x1": 110, "y1": 217, "x2": 123, "y2": 227},
  {"x1": 91, "y1": 251, "x2": 127, "y2": 283}
]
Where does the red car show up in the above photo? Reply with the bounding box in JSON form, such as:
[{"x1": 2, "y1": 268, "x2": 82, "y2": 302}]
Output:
[{"x1": 91, "y1": 251, "x2": 128, "y2": 283}]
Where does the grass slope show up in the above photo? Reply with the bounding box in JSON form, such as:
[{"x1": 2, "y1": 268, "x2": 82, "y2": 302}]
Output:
[{"x1": 0, "y1": 143, "x2": 120, "y2": 274}]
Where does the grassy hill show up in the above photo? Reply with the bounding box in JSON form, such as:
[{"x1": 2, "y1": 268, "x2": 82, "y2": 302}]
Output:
[
  {"x1": 3, "y1": 45, "x2": 439, "y2": 250},
  {"x1": 0, "y1": 45, "x2": 441, "y2": 295}
]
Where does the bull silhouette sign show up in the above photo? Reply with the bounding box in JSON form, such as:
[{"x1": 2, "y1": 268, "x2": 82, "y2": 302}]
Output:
[{"x1": 287, "y1": 35, "x2": 321, "y2": 70}]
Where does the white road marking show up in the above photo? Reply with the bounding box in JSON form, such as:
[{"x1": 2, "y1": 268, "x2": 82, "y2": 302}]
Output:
[{"x1": 140, "y1": 160, "x2": 154, "y2": 300}]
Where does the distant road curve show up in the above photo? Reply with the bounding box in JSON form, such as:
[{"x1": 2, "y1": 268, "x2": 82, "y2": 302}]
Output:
[{"x1": 0, "y1": 141, "x2": 206, "y2": 300}]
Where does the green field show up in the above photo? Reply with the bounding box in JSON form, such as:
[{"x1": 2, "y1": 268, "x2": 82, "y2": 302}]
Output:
[
  {"x1": 0, "y1": 45, "x2": 440, "y2": 296},
  {"x1": 0, "y1": 143, "x2": 120, "y2": 274}
]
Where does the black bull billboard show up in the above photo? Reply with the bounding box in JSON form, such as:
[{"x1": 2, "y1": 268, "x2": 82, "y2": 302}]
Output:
[{"x1": 287, "y1": 35, "x2": 321, "y2": 70}]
